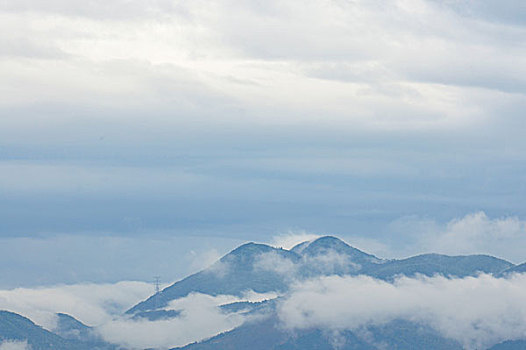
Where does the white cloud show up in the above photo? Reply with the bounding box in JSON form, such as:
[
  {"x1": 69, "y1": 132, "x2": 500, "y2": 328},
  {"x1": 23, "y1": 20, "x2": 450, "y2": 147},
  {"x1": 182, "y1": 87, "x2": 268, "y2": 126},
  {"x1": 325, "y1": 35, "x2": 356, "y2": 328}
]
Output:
[
  {"x1": 1, "y1": 0, "x2": 524, "y2": 134},
  {"x1": 389, "y1": 211, "x2": 526, "y2": 262},
  {"x1": 279, "y1": 274, "x2": 526, "y2": 350},
  {"x1": 0, "y1": 281, "x2": 152, "y2": 329},
  {"x1": 0, "y1": 341, "x2": 30, "y2": 350},
  {"x1": 429, "y1": 212, "x2": 526, "y2": 258},
  {"x1": 0, "y1": 280, "x2": 278, "y2": 350},
  {"x1": 97, "y1": 293, "x2": 246, "y2": 349}
]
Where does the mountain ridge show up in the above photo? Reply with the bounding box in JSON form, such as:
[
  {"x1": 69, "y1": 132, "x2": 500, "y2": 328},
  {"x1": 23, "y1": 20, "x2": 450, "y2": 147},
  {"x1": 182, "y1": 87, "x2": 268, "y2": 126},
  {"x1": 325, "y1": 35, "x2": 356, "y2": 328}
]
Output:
[{"x1": 128, "y1": 235, "x2": 515, "y2": 314}]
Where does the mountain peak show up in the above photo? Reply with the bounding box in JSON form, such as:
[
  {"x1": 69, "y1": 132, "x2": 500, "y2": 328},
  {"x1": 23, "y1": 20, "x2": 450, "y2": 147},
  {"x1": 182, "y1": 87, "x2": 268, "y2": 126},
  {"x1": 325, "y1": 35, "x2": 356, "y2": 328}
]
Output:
[
  {"x1": 307, "y1": 235, "x2": 351, "y2": 248},
  {"x1": 226, "y1": 242, "x2": 276, "y2": 256},
  {"x1": 290, "y1": 236, "x2": 346, "y2": 253},
  {"x1": 220, "y1": 242, "x2": 293, "y2": 265},
  {"x1": 294, "y1": 235, "x2": 382, "y2": 265}
]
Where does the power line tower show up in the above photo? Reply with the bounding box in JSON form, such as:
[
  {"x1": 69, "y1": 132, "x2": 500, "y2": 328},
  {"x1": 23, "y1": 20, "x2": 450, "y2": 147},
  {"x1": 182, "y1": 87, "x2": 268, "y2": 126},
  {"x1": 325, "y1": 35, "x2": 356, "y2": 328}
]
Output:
[{"x1": 153, "y1": 276, "x2": 161, "y2": 310}]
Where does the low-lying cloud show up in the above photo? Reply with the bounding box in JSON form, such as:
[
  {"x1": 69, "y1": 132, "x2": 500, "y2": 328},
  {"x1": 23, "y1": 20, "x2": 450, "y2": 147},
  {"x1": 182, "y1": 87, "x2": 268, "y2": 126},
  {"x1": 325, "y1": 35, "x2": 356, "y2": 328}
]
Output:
[
  {"x1": 279, "y1": 273, "x2": 526, "y2": 350},
  {"x1": 98, "y1": 293, "x2": 246, "y2": 349},
  {"x1": 0, "y1": 281, "x2": 274, "y2": 349},
  {"x1": 88, "y1": 290, "x2": 277, "y2": 349},
  {"x1": 0, "y1": 281, "x2": 152, "y2": 329},
  {"x1": 0, "y1": 341, "x2": 30, "y2": 350}
]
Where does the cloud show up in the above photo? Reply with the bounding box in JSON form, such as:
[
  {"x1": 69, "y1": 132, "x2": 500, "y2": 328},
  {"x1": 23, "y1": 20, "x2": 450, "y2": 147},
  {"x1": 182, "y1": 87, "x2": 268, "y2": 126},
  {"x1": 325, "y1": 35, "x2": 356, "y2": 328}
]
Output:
[
  {"x1": 1, "y1": 0, "x2": 524, "y2": 131},
  {"x1": 389, "y1": 211, "x2": 526, "y2": 263},
  {"x1": 0, "y1": 0, "x2": 180, "y2": 19},
  {"x1": 0, "y1": 162, "x2": 207, "y2": 196},
  {"x1": 0, "y1": 341, "x2": 30, "y2": 350},
  {"x1": 429, "y1": 212, "x2": 526, "y2": 258},
  {"x1": 0, "y1": 280, "x2": 271, "y2": 349},
  {"x1": 97, "y1": 293, "x2": 250, "y2": 349},
  {"x1": 278, "y1": 274, "x2": 526, "y2": 350},
  {"x1": 0, "y1": 281, "x2": 152, "y2": 330}
]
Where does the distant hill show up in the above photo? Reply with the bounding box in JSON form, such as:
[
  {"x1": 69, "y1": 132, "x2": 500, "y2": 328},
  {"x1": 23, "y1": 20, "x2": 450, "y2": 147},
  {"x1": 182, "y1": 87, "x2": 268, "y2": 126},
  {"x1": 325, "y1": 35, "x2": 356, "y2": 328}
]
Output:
[
  {"x1": 128, "y1": 236, "x2": 514, "y2": 314},
  {"x1": 364, "y1": 253, "x2": 513, "y2": 280},
  {"x1": 0, "y1": 310, "x2": 89, "y2": 350},
  {"x1": 54, "y1": 313, "x2": 116, "y2": 349},
  {"x1": 489, "y1": 340, "x2": 526, "y2": 349},
  {"x1": 0, "y1": 311, "x2": 115, "y2": 350}
]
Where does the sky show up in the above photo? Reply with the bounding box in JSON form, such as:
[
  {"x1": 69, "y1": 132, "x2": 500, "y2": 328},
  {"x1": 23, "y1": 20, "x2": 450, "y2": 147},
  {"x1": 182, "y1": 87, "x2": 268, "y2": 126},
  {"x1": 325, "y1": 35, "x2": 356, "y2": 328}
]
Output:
[{"x1": 1, "y1": 0, "x2": 526, "y2": 287}]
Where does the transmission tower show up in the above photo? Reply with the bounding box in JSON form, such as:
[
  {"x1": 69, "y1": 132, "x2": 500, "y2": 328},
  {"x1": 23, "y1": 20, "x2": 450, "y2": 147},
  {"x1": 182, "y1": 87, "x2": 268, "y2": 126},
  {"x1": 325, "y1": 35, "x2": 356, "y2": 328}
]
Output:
[{"x1": 153, "y1": 276, "x2": 161, "y2": 309}]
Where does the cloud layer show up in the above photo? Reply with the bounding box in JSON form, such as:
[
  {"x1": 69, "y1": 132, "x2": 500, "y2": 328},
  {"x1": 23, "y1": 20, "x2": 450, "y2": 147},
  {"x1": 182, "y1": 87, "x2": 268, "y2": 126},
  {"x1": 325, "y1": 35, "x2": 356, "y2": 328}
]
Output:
[
  {"x1": 279, "y1": 274, "x2": 526, "y2": 349},
  {"x1": 0, "y1": 281, "x2": 152, "y2": 329},
  {"x1": 97, "y1": 293, "x2": 246, "y2": 349},
  {"x1": 2, "y1": 0, "x2": 525, "y2": 129},
  {"x1": 0, "y1": 282, "x2": 272, "y2": 349}
]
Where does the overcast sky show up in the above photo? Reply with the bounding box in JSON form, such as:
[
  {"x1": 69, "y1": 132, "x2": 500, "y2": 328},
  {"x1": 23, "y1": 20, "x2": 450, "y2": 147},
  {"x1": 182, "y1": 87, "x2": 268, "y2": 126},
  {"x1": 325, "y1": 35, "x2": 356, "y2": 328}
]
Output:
[{"x1": 1, "y1": 0, "x2": 526, "y2": 287}]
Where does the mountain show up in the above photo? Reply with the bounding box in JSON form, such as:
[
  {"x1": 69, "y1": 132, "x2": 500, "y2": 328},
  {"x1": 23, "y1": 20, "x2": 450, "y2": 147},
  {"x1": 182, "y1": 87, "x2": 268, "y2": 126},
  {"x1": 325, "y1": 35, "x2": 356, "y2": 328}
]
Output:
[
  {"x1": 499, "y1": 262, "x2": 526, "y2": 276},
  {"x1": 219, "y1": 299, "x2": 273, "y2": 314},
  {"x1": 0, "y1": 310, "x2": 116, "y2": 350},
  {"x1": 173, "y1": 316, "x2": 376, "y2": 350},
  {"x1": 128, "y1": 243, "x2": 301, "y2": 313},
  {"x1": 128, "y1": 236, "x2": 383, "y2": 314},
  {"x1": 293, "y1": 236, "x2": 383, "y2": 277},
  {"x1": 293, "y1": 236, "x2": 382, "y2": 266},
  {"x1": 128, "y1": 236, "x2": 514, "y2": 315},
  {"x1": 489, "y1": 340, "x2": 526, "y2": 349},
  {"x1": 132, "y1": 309, "x2": 181, "y2": 321},
  {"x1": 365, "y1": 253, "x2": 513, "y2": 280},
  {"x1": 54, "y1": 313, "x2": 116, "y2": 349},
  {"x1": 55, "y1": 313, "x2": 91, "y2": 339},
  {"x1": 0, "y1": 310, "x2": 90, "y2": 350},
  {"x1": 3, "y1": 235, "x2": 523, "y2": 350},
  {"x1": 174, "y1": 307, "x2": 463, "y2": 350}
]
